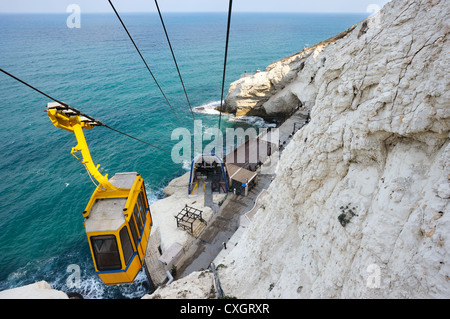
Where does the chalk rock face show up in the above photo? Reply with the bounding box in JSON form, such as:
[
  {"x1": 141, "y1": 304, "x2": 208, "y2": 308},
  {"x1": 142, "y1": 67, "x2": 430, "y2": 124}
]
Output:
[
  {"x1": 223, "y1": 25, "x2": 358, "y2": 117},
  {"x1": 142, "y1": 270, "x2": 216, "y2": 299},
  {"x1": 223, "y1": 50, "x2": 311, "y2": 117},
  {"x1": 219, "y1": 0, "x2": 450, "y2": 298},
  {"x1": 0, "y1": 281, "x2": 69, "y2": 299}
]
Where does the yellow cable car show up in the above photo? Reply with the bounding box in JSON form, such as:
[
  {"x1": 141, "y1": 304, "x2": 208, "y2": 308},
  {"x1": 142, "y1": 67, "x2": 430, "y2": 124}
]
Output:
[{"x1": 47, "y1": 102, "x2": 153, "y2": 285}]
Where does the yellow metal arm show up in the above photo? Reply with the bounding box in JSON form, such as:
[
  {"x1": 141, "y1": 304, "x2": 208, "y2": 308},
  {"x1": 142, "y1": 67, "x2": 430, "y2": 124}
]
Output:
[{"x1": 47, "y1": 104, "x2": 118, "y2": 191}]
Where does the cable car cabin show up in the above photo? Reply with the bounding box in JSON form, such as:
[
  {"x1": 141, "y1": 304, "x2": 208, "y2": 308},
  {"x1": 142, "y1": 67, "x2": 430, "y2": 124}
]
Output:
[
  {"x1": 46, "y1": 102, "x2": 153, "y2": 286},
  {"x1": 83, "y1": 172, "x2": 152, "y2": 285},
  {"x1": 188, "y1": 154, "x2": 228, "y2": 195}
]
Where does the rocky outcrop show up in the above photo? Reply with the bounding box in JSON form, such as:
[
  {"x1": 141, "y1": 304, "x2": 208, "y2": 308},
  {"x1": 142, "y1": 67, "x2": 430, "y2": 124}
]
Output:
[
  {"x1": 0, "y1": 281, "x2": 69, "y2": 299},
  {"x1": 222, "y1": 25, "x2": 358, "y2": 117},
  {"x1": 142, "y1": 270, "x2": 216, "y2": 299},
  {"x1": 217, "y1": 0, "x2": 450, "y2": 298}
]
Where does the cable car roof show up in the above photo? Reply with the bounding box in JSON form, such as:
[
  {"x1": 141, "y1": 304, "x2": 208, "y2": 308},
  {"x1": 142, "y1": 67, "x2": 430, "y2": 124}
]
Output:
[
  {"x1": 85, "y1": 197, "x2": 127, "y2": 233},
  {"x1": 84, "y1": 172, "x2": 138, "y2": 233}
]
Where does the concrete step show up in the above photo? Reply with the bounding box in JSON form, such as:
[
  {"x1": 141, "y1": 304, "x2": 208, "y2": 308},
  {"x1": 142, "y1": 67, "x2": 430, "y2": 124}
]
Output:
[{"x1": 192, "y1": 219, "x2": 207, "y2": 238}]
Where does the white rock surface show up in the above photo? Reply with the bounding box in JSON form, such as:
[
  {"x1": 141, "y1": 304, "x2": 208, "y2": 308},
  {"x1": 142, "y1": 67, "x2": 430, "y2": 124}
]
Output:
[
  {"x1": 0, "y1": 281, "x2": 68, "y2": 299},
  {"x1": 218, "y1": 0, "x2": 450, "y2": 299},
  {"x1": 156, "y1": 0, "x2": 449, "y2": 299},
  {"x1": 223, "y1": 22, "x2": 357, "y2": 117},
  {"x1": 142, "y1": 270, "x2": 216, "y2": 299}
]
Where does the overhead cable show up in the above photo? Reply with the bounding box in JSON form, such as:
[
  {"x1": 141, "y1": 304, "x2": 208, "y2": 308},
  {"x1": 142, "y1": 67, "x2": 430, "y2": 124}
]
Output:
[
  {"x1": 218, "y1": 0, "x2": 233, "y2": 131},
  {"x1": 108, "y1": 0, "x2": 184, "y2": 127},
  {"x1": 0, "y1": 68, "x2": 171, "y2": 154},
  {"x1": 154, "y1": 0, "x2": 195, "y2": 121}
]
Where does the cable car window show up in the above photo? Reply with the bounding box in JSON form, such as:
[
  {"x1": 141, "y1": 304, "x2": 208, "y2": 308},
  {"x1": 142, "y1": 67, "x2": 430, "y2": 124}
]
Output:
[
  {"x1": 138, "y1": 192, "x2": 146, "y2": 216},
  {"x1": 119, "y1": 227, "x2": 134, "y2": 266},
  {"x1": 134, "y1": 204, "x2": 143, "y2": 234},
  {"x1": 90, "y1": 235, "x2": 121, "y2": 271},
  {"x1": 129, "y1": 215, "x2": 139, "y2": 245}
]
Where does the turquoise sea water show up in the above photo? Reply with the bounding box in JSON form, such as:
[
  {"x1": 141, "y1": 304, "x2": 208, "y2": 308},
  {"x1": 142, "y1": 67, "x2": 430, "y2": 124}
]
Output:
[{"x1": 0, "y1": 12, "x2": 367, "y2": 298}]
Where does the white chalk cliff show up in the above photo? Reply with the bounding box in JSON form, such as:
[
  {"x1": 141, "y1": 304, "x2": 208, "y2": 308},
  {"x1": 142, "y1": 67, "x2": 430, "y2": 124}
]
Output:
[
  {"x1": 219, "y1": 0, "x2": 450, "y2": 298},
  {"x1": 155, "y1": 0, "x2": 449, "y2": 299}
]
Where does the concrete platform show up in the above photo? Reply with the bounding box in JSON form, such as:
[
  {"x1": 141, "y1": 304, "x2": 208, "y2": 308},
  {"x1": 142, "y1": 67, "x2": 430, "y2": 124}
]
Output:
[{"x1": 177, "y1": 174, "x2": 274, "y2": 278}]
